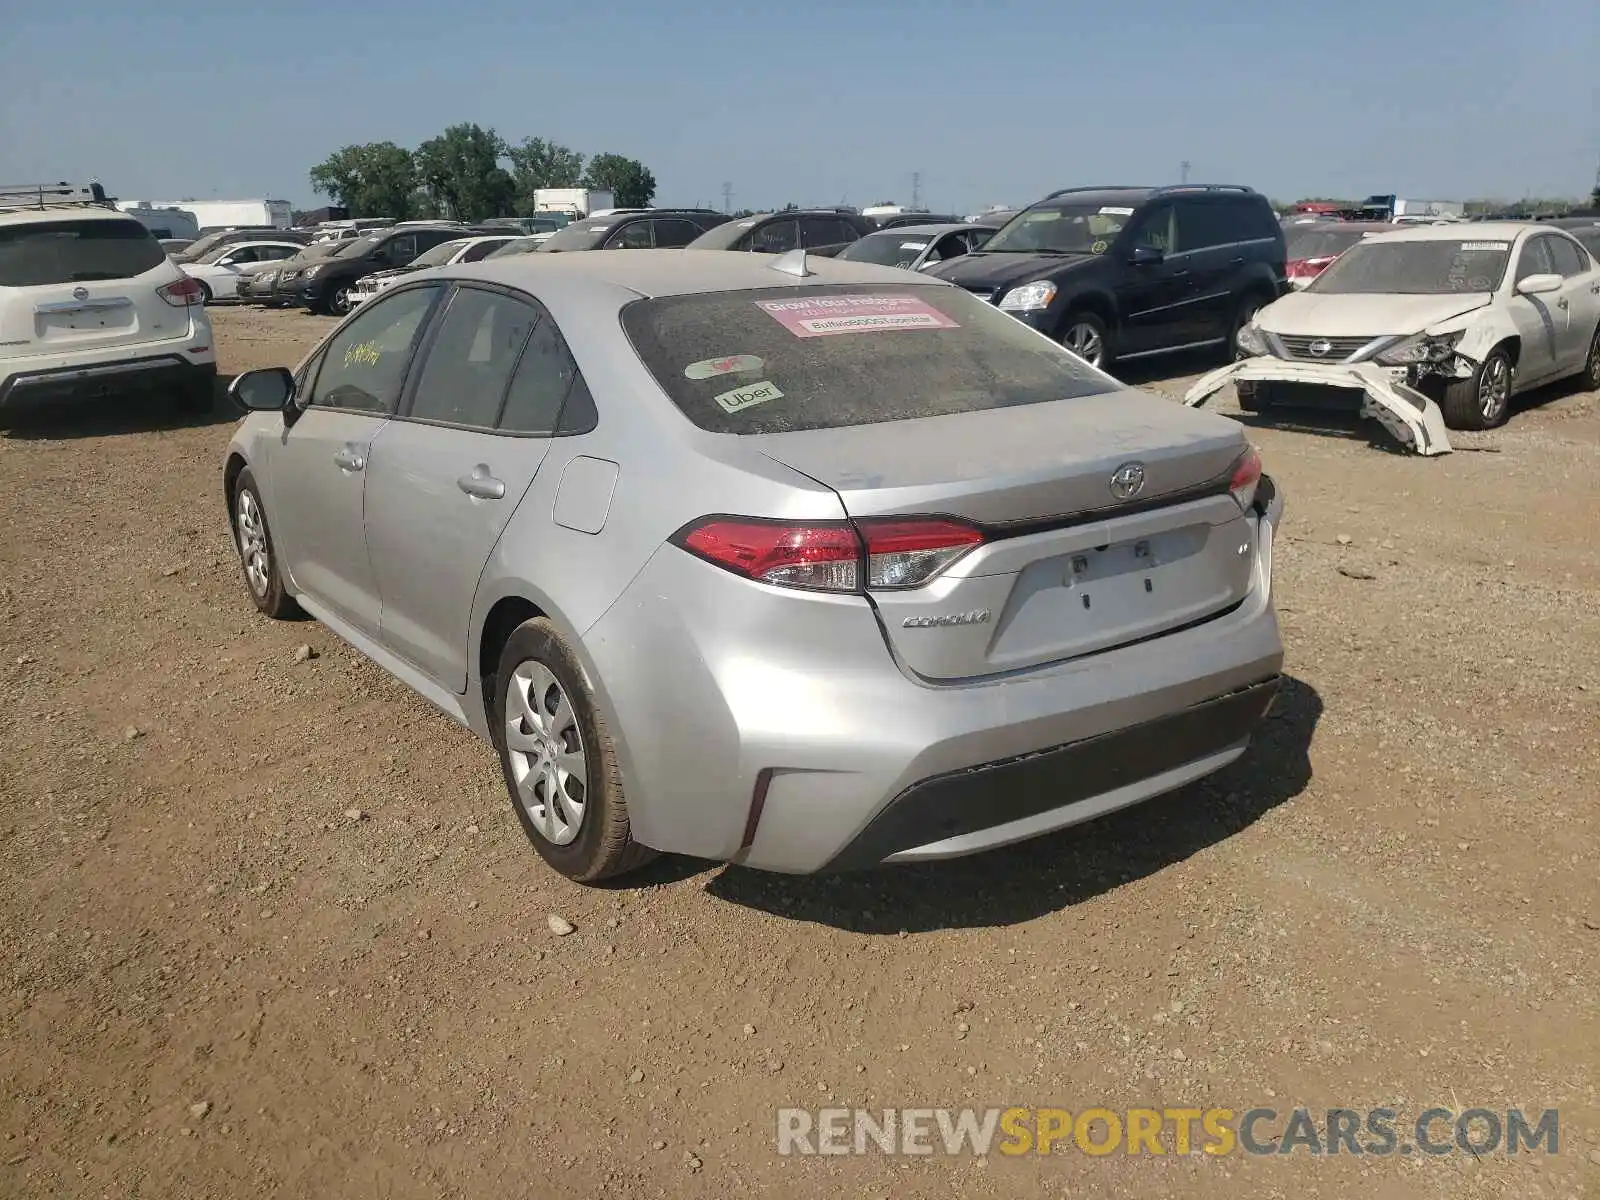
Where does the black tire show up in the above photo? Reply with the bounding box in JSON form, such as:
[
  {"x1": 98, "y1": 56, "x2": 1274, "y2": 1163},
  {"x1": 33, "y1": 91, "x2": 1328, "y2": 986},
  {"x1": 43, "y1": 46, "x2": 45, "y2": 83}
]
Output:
[
  {"x1": 492, "y1": 618, "x2": 655, "y2": 883},
  {"x1": 1227, "y1": 292, "x2": 1270, "y2": 362},
  {"x1": 1439, "y1": 346, "x2": 1513, "y2": 430},
  {"x1": 1580, "y1": 323, "x2": 1600, "y2": 393},
  {"x1": 326, "y1": 282, "x2": 355, "y2": 318},
  {"x1": 174, "y1": 368, "x2": 217, "y2": 415},
  {"x1": 1058, "y1": 311, "x2": 1111, "y2": 370},
  {"x1": 229, "y1": 468, "x2": 300, "y2": 619}
]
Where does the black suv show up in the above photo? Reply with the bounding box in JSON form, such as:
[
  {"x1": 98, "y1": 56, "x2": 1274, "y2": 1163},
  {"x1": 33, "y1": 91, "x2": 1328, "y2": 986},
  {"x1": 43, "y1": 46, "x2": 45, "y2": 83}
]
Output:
[
  {"x1": 685, "y1": 209, "x2": 875, "y2": 254},
  {"x1": 282, "y1": 225, "x2": 466, "y2": 316},
  {"x1": 538, "y1": 209, "x2": 732, "y2": 252},
  {"x1": 927, "y1": 185, "x2": 1285, "y2": 370}
]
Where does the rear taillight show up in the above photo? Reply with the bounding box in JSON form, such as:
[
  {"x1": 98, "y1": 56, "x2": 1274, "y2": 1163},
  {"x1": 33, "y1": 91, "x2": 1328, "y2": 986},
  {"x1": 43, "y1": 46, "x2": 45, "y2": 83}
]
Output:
[
  {"x1": 1229, "y1": 446, "x2": 1263, "y2": 511},
  {"x1": 676, "y1": 519, "x2": 861, "y2": 591},
  {"x1": 158, "y1": 276, "x2": 206, "y2": 307},
  {"x1": 672, "y1": 515, "x2": 986, "y2": 593},
  {"x1": 858, "y1": 517, "x2": 984, "y2": 589},
  {"x1": 1287, "y1": 255, "x2": 1335, "y2": 279}
]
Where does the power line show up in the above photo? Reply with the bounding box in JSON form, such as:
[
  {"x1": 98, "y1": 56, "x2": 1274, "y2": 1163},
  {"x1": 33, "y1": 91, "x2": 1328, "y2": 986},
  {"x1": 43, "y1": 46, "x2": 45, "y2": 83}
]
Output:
[
  {"x1": 722, "y1": 181, "x2": 732, "y2": 213},
  {"x1": 911, "y1": 171, "x2": 922, "y2": 209},
  {"x1": 1180, "y1": 160, "x2": 1191, "y2": 185}
]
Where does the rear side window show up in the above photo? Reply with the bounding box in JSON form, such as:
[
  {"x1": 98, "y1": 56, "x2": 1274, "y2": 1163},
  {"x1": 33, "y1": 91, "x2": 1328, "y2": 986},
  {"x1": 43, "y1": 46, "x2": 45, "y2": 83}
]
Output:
[
  {"x1": 749, "y1": 220, "x2": 798, "y2": 253},
  {"x1": 651, "y1": 218, "x2": 701, "y2": 247},
  {"x1": 408, "y1": 287, "x2": 538, "y2": 428},
  {"x1": 0, "y1": 219, "x2": 165, "y2": 286},
  {"x1": 622, "y1": 283, "x2": 1115, "y2": 435},
  {"x1": 1175, "y1": 201, "x2": 1239, "y2": 251},
  {"x1": 499, "y1": 316, "x2": 593, "y2": 435}
]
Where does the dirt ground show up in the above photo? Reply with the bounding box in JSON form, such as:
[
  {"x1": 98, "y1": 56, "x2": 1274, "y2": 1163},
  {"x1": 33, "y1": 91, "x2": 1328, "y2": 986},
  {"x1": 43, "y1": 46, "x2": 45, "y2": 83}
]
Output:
[{"x1": 2, "y1": 304, "x2": 1597, "y2": 1200}]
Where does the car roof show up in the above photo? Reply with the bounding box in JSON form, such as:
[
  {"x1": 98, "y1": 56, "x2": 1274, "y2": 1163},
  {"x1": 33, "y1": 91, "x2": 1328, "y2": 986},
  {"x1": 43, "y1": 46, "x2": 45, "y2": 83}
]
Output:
[
  {"x1": 1361, "y1": 221, "x2": 1535, "y2": 243},
  {"x1": 861, "y1": 223, "x2": 974, "y2": 238},
  {"x1": 440, "y1": 247, "x2": 952, "y2": 301},
  {"x1": 0, "y1": 204, "x2": 141, "y2": 229}
]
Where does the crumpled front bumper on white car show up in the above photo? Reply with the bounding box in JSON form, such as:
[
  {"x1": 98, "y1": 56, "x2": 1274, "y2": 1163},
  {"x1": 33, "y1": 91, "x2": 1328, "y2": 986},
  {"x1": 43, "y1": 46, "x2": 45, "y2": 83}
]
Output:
[{"x1": 1183, "y1": 358, "x2": 1454, "y2": 456}]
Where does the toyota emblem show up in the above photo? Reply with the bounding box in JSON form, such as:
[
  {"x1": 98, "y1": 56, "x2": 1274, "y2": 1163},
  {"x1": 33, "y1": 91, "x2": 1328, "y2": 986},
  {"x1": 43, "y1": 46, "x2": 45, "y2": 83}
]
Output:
[
  {"x1": 1109, "y1": 461, "x2": 1146, "y2": 500},
  {"x1": 1308, "y1": 338, "x2": 1332, "y2": 357},
  {"x1": 72, "y1": 286, "x2": 89, "y2": 301}
]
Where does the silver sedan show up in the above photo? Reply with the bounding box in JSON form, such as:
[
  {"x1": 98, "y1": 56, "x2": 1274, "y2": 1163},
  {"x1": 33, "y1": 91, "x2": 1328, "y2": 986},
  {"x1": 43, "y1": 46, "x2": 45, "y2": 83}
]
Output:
[{"x1": 224, "y1": 249, "x2": 1286, "y2": 883}]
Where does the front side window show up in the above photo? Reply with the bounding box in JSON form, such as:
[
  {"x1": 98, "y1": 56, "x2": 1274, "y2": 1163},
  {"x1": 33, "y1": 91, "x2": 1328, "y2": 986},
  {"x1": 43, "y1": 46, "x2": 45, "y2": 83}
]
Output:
[
  {"x1": 307, "y1": 285, "x2": 441, "y2": 414},
  {"x1": 622, "y1": 283, "x2": 1115, "y2": 435},
  {"x1": 1513, "y1": 237, "x2": 1555, "y2": 284},
  {"x1": 0, "y1": 218, "x2": 165, "y2": 285},
  {"x1": 1128, "y1": 205, "x2": 1176, "y2": 254},
  {"x1": 407, "y1": 287, "x2": 538, "y2": 428},
  {"x1": 605, "y1": 221, "x2": 654, "y2": 249},
  {"x1": 749, "y1": 219, "x2": 799, "y2": 253}
]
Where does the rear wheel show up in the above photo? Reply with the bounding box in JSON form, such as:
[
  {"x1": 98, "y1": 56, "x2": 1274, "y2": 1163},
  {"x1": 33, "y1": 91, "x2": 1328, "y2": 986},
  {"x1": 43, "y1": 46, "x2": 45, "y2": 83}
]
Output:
[
  {"x1": 1439, "y1": 346, "x2": 1512, "y2": 430},
  {"x1": 493, "y1": 618, "x2": 655, "y2": 883},
  {"x1": 1580, "y1": 323, "x2": 1600, "y2": 392},
  {"x1": 1059, "y1": 312, "x2": 1110, "y2": 370}
]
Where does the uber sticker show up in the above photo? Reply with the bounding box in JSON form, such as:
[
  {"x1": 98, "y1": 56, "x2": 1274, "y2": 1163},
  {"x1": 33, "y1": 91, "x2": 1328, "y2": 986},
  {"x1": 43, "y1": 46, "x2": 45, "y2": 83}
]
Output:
[
  {"x1": 714, "y1": 379, "x2": 783, "y2": 413},
  {"x1": 685, "y1": 354, "x2": 764, "y2": 380}
]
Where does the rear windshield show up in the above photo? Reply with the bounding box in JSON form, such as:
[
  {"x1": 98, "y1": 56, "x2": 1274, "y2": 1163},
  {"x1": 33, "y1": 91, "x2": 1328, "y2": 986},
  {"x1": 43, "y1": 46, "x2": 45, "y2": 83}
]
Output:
[
  {"x1": 840, "y1": 232, "x2": 932, "y2": 267},
  {"x1": 0, "y1": 218, "x2": 165, "y2": 286},
  {"x1": 621, "y1": 283, "x2": 1115, "y2": 435},
  {"x1": 1311, "y1": 239, "x2": 1511, "y2": 295},
  {"x1": 1286, "y1": 228, "x2": 1367, "y2": 259}
]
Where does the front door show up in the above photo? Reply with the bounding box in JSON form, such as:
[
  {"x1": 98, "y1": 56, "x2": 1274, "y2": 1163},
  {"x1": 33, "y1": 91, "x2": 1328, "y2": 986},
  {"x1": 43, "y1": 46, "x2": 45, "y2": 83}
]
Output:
[
  {"x1": 1507, "y1": 236, "x2": 1559, "y2": 384},
  {"x1": 1114, "y1": 204, "x2": 1193, "y2": 354},
  {"x1": 365, "y1": 285, "x2": 589, "y2": 691},
  {"x1": 266, "y1": 284, "x2": 443, "y2": 634}
]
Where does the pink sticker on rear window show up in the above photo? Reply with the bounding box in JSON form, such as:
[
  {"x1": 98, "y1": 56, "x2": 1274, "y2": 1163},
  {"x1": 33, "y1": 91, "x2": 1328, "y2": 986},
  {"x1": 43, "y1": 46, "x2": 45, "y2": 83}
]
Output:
[{"x1": 757, "y1": 294, "x2": 959, "y2": 338}]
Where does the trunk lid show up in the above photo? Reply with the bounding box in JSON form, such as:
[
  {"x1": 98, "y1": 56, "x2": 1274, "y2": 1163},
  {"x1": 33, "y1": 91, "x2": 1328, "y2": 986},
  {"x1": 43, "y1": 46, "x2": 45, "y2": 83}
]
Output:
[
  {"x1": 0, "y1": 216, "x2": 192, "y2": 356},
  {"x1": 748, "y1": 391, "x2": 1259, "y2": 681}
]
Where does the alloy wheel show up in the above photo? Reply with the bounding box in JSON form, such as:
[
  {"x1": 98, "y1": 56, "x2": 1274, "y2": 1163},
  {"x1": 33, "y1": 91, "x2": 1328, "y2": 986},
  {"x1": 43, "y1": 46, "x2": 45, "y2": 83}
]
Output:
[
  {"x1": 1063, "y1": 322, "x2": 1104, "y2": 368},
  {"x1": 504, "y1": 661, "x2": 588, "y2": 845},
  {"x1": 1478, "y1": 355, "x2": 1510, "y2": 422},
  {"x1": 235, "y1": 488, "x2": 270, "y2": 598}
]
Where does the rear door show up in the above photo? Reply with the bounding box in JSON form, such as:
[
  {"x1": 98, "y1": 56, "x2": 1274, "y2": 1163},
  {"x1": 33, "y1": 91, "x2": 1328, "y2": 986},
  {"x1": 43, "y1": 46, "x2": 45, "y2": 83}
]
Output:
[
  {"x1": 266, "y1": 284, "x2": 443, "y2": 635},
  {"x1": 1544, "y1": 233, "x2": 1600, "y2": 369},
  {"x1": 1170, "y1": 198, "x2": 1239, "y2": 342},
  {"x1": 0, "y1": 216, "x2": 191, "y2": 356},
  {"x1": 364, "y1": 285, "x2": 592, "y2": 691}
]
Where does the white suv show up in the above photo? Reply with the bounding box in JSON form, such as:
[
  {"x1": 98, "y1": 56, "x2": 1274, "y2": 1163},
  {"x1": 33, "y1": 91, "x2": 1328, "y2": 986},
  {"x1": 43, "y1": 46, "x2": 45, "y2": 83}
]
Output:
[{"x1": 0, "y1": 182, "x2": 217, "y2": 416}]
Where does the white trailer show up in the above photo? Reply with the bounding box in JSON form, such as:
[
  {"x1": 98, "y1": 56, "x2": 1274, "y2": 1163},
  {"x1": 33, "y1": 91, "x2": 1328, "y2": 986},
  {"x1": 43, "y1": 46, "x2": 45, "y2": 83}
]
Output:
[
  {"x1": 117, "y1": 198, "x2": 292, "y2": 231},
  {"x1": 119, "y1": 205, "x2": 199, "y2": 240},
  {"x1": 532, "y1": 188, "x2": 615, "y2": 219}
]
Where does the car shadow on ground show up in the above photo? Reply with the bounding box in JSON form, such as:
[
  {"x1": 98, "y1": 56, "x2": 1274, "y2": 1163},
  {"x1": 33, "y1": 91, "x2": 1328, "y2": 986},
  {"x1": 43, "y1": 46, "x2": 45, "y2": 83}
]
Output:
[
  {"x1": 703, "y1": 675, "x2": 1322, "y2": 932},
  {"x1": 0, "y1": 375, "x2": 242, "y2": 440}
]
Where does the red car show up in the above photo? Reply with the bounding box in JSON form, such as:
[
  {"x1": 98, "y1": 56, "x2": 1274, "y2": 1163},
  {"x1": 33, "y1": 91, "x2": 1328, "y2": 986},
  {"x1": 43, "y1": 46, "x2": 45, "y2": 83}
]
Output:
[{"x1": 1285, "y1": 220, "x2": 1400, "y2": 289}]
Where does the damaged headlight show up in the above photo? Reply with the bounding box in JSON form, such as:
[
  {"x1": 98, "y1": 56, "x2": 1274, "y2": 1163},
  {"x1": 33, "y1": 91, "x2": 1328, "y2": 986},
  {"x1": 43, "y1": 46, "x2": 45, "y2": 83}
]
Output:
[
  {"x1": 1375, "y1": 330, "x2": 1465, "y2": 366},
  {"x1": 1235, "y1": 322, "x2": 1271, "y2": 357}
]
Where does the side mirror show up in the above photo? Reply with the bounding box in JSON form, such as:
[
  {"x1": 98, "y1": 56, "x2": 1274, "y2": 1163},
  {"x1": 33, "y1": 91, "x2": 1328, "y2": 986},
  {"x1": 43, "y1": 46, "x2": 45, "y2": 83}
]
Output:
[
  {"x1": 229, "y1": 367, "x2": 295, "y2": 412},
  {"x1": 1515, "y1": 272, "x2": 1562, "y2": 297},
  {"x1": 1129, "y1": 245, "x2": 1164, "y2": 266}
]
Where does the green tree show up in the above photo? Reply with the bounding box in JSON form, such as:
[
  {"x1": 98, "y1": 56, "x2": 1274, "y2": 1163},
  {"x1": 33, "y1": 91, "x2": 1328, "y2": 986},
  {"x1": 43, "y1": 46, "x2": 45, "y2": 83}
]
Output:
[
  {"x1": 413, "y1": 123, "x2": 515, "y2": 221},
  {"x1": 506, "y1": 137, "x2": 585, "y2": 212},
  {"x1": 581, "y1": 153, "x2": 657, "y2": 209},
  {"x1": 308, "y1": 142, "x2": 417, "y2": 219}
]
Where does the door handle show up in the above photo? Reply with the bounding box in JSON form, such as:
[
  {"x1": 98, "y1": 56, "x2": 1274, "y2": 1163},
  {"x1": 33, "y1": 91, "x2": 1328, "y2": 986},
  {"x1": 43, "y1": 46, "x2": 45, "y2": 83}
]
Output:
[
  {"x1": 456, "y1": 466, "x2": 506, "y2": 500},
  {"x1": 333, "y1": 446, "x2": 365, "y2": 472},
  {"x1": 1230, "y1": 256, "x2": 1246, "y2": 265}
]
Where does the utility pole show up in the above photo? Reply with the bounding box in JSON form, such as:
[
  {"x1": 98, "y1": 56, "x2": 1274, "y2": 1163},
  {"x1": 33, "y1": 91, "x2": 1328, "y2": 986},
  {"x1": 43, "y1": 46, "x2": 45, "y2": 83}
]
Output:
[
  {"x1": 911, "y1": 171, "x2": 922, "y2": 210},
  {"x1": 1180, "y1": 160, "x2": 1191, "y2": 185},
  {"x1": 722, "y1": 181, "x2": 732, "y2": 213}
]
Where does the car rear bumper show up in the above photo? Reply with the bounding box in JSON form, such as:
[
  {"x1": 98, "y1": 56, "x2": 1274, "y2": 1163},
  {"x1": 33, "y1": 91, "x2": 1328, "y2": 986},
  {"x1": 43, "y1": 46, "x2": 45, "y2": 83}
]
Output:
[
  {"x1": 581, "y1": 481, "x2": 1286, "y2": 874},
  {"x1": 0, "y1": 338, "x2": 217, "y2": 409}
]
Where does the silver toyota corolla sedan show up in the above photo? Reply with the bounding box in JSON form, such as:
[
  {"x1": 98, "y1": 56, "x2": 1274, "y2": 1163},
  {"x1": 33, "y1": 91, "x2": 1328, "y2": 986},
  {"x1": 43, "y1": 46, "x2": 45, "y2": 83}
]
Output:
[{"x1": 223, "y1": 249, "x2": 1286, "y2": 884}]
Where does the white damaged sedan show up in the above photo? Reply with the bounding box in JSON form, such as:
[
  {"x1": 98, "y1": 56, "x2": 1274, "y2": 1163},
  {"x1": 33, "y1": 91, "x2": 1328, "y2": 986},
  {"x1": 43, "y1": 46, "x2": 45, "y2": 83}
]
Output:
[{"x1": 1186, "y1": 223, "x2": 1600, "y2": 454}]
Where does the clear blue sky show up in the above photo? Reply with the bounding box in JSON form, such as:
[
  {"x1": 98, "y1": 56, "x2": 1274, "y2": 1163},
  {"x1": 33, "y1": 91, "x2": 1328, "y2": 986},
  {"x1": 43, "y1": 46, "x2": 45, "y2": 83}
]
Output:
[{"x1": 3, "y1": 0, "x2": 1596, "y2": 213}]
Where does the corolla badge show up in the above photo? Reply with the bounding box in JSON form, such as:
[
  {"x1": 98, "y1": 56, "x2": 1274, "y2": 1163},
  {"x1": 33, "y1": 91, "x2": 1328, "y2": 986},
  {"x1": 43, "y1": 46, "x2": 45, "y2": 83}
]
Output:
[
  {"x1": 1308, "y1": 339, "x2": 1333, "y2": 357},
  {"x1": 1109, "y1": 461, "x2": 1146, "y2": 500},
  {"x1": 72, "y1": 286, "x2": 89, "y2": 300},
  {"x1": 902, "y1": 609, "x2": 991, "y2": 628}
]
